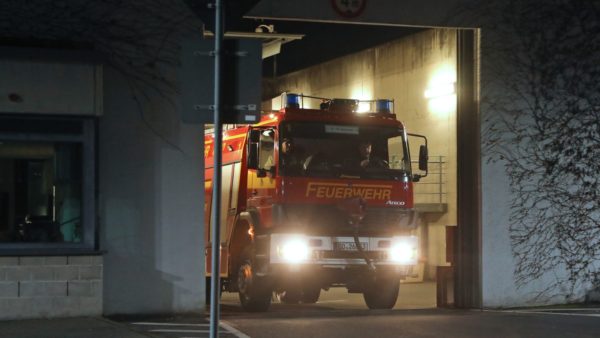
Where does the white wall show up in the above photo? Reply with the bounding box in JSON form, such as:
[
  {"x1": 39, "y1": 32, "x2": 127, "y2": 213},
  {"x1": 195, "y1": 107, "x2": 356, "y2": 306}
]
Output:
[{"x1": 100, "y1": 67, "x2": 205, "y2": 315}]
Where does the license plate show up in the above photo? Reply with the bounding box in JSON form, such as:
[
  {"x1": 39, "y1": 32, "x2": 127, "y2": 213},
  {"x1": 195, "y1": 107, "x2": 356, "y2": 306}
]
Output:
[{"x1": 334, "y1": 241, "x2": 368, "y2": 251}]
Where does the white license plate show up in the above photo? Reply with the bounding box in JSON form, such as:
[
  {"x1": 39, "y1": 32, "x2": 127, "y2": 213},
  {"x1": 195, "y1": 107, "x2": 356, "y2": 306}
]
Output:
[{"x1": 334, "y1": 241, "x2": 368, "y2": 251}]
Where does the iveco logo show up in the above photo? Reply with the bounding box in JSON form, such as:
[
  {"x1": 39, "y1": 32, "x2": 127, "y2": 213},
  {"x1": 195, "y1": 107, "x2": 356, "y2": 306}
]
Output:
[{"x1": 386, "y1": 200, "x2": 406, "y2": 206}]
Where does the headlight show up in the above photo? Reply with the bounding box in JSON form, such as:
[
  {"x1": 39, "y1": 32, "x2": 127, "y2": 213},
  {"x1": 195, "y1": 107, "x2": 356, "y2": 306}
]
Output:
[
  {"x1": 389, "y1": 238, "x2": 418, "y2": 264},
  {"x1": 278, "y1": 236, "x2": 309, "y2": 263}
]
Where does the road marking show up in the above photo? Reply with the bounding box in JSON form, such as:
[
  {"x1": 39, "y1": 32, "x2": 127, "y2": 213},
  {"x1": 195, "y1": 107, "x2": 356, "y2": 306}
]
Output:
[
  {"x1": 527, "y1": 308, "x2": 600, "y2": 312},
  {"x1": 221, "y1": 321, "x2": 252, "y2": 338},
  {"x1": 513, "y1": 311, "x2": 600, "y2": 318},
  {"x1": 486, "y1": 309, "x2": 600, "y2": 318},
  {"x1": 131, "y1": 320, "x2": 251, "y2": 337}
]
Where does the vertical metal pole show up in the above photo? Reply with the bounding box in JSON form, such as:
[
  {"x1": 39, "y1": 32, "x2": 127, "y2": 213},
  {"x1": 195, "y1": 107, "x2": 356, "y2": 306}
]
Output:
[
  {"x1": 439, "y1": 156, "x2": 443, "y2": 204},
  {"x1": 210, "y1": 0, "x2": 223, "y2": 337}
]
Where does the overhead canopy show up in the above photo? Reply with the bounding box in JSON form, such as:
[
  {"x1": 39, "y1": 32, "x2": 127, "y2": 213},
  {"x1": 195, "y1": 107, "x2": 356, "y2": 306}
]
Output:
[{"x1": 245, "y1": 0, "x2": 480, "y2": 29}]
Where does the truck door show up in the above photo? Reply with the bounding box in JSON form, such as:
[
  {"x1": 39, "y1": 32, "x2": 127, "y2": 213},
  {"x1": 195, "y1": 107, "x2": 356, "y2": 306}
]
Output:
[{"x1": 247, "y1": 129, "x2": 276, "y2": 226}]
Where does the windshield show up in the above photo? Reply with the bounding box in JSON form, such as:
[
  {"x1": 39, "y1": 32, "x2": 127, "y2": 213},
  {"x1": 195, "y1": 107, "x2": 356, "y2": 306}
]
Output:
[{"x1": 279, "y1": 122, "x2": 411, "y2": 180}]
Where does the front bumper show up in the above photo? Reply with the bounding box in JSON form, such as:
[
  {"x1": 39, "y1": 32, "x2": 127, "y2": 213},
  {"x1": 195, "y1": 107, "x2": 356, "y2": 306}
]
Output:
[{"x1": 269, "y1": 233, "x2": 419, "y2": 268}]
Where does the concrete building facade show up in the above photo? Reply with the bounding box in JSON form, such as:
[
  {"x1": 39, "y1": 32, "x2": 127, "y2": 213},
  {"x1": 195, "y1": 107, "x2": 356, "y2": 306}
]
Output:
[
  {"x1": 0, "y1": 1, "x2": 205, "y2": 319},
  {"x1": 248, "y1": 0, "x2": 600, "y2": 308},
  {"x1": 1, "y1": 0, "x2": 598, "y2": 320}
]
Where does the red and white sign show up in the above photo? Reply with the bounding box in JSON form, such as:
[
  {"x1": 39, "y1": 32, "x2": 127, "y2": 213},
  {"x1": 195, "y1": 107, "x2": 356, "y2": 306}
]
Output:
[{"x1": 330, "y1": 0, "x2": 367, "y2": 19}]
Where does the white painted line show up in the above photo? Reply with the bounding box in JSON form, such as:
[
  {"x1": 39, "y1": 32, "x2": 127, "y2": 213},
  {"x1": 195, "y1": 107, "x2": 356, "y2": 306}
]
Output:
[
  {"x1": 150, "y1": 329, "x2": 210, "y2": 333},
  {"x1": 485, "y1": 309, "x2": 600, "y2": 318},
  {"x1": 514, "y1": 311, "x2": 600, "y2": 318},
  {"x1": 220, "y1": 320, "x2": 252, "y2": 338},
  {"x1": 132, "y1": 322, "x2": 210, "y2": 327},
  {"x1": 526, "y1": 308, "x2": 600, "y2": 312}
]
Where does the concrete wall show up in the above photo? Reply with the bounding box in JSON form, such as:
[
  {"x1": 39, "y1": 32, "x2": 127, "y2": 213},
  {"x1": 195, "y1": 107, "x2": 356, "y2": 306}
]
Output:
[
  {"x1": 0, "y1": 0, "x2": 207, "y2": 317},
  {"x1": 0, "y1": 255, "x2": 102, "y2": 320},
  {"x1": 100, "y1": 66, "x2": 205, "y2": 315},
  {"x1": 268, "y1": 28, "x2": 458, "y2": 278}
]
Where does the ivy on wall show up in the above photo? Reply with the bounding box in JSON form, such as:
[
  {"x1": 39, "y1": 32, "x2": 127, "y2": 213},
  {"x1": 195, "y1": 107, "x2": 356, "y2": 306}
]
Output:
[{"x1": 483, "y1": 0, "x2": 600, "y2": 301}]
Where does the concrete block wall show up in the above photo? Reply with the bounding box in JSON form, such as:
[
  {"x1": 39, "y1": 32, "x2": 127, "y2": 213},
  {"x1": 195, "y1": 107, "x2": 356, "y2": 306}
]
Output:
[{"x1": 0, "y1": 255, "x2": 102, "y2": 320}]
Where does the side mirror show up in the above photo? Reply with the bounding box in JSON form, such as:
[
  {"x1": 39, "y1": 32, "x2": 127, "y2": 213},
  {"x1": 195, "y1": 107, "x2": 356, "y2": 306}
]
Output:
[
  {"x1": 418, "y1": 145, "x2": 428, "y2": 172},
  {"x1": 247, "y1": 130, "x2": 261, "y2": 170},
  {"x1": 407, "y1": 132, "x2": 429, "y2": 180}
]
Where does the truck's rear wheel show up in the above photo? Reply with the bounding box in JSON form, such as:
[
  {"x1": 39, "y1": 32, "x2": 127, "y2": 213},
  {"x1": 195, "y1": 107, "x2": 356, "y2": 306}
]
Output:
[
  {"x1": 277, "y1": 283, "x2": 321, "y2": 304},
  {"x1": 362, "y1": 276, "x2": 399, "y2": 310},
  {"x1": 237, "y1": 259, "x2": 271, "y2": 312},
  {"x1": 300, "y1": 286, "x2": 321, "y2": 304},
  {"x1": 276, "y1": 289, "x2": 301, "y2": 304}
]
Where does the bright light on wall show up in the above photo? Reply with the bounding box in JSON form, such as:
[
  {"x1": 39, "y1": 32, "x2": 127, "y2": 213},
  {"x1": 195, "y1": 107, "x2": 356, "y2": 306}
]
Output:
[
  {"x1": 425, "y1": 65, "x2": 457, "y2": 116},
  {"x1": 424, "y1": 82, "x2": 455, "y2": 99}
]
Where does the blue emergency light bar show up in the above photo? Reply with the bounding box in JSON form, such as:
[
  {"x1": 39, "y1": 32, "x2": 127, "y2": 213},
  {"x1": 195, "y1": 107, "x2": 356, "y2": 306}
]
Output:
[
  {"x1": 285, "y1": 93, "x2": 300, "y2": 108},
  {"x1": 282, "y1": 93, "x2": 394, "y2": 115},
  {"x1": 376, "y1": 99, "x2": 393, "y2": 113}
]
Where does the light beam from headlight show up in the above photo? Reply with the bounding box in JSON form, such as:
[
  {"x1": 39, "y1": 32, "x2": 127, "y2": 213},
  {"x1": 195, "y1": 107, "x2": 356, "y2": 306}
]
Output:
[
  {"x1": 389, "y1": 240, "x2": 417, "y2": 264},
  {"x1": 279, "y1": 237, "x2": 309, "y2": 263}
]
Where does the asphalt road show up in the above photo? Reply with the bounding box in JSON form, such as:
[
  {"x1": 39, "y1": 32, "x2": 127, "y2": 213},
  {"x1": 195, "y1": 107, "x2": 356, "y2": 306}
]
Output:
[
  {"x1": 218, "y1": 282, "x2": 600, "y2": 338},
  {"x1": 222, "y1": 308, "x2": 600, "y2": 338},
  {"x1": 122, "y1": 282, "x2": 600, "y2": 338}
]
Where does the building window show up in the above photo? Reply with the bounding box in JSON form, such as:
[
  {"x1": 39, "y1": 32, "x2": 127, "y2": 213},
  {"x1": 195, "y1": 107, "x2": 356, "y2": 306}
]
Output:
[{"x1": 0, "y1": 116, "x2": 96, "y2": 254}]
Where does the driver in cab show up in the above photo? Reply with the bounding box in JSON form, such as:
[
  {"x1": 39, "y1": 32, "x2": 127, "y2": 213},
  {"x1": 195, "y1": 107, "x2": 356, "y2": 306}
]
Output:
[{"x1": 356, "y1": 140, "x2": 388, "y2": 169}]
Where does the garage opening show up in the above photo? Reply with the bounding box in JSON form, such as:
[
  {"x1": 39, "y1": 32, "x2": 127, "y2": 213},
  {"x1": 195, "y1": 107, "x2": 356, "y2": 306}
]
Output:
[{"x1": 212, "y1": 18, "x2": 479, "y2": 310}]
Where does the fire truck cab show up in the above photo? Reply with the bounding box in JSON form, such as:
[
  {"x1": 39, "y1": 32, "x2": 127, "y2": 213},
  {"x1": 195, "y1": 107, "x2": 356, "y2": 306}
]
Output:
[{"x1": 204, "y1": 93, "x2": 428, "y2": 311}]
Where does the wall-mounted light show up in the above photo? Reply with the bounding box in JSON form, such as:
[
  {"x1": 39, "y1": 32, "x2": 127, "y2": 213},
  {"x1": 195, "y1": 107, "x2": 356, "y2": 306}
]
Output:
[
  {"x1": 425, "y1": 65, "x2": 457, "y2": 116},
  {"x1": 424, "y1": 82, "x2": 456, "y2": 99}
]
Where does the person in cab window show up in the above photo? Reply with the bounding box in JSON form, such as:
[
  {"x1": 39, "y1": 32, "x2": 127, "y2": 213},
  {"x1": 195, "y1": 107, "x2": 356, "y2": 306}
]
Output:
[
  {"x1": 280, "y1": 138, "x2": 304, "y2": 174},
  {"x1": 356, "y1": 140, "x2": 388, "y2": 169}
]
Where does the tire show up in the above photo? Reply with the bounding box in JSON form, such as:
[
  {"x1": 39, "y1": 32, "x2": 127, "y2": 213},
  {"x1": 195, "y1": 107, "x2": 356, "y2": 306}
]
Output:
[
  {"x1": 362, "y1": 276, "x2": 399, "y2": 310},
  {"x1": 276, "y1": 289, "x2": 302, "y2": 304},
  {"x1": 237, "y1": 249, "x2": 272, "y2": 312},
  {"x1": 300, "y1": 286, "x2": 321, "y2": 304}
]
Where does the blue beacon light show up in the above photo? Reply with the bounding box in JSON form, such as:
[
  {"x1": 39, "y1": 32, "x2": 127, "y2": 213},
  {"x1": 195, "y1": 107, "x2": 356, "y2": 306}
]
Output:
[
  {"x1": 286, "y1": 93, "x2": 300, "y2": 108},
  {"x1": 376, "y1": 99, "x2": 392, "y2": 113}
]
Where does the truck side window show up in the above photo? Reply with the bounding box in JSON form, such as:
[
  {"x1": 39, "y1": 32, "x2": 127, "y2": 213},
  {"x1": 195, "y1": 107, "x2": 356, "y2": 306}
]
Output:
[{"x1": 258, "y1": 130, "x2": 275, "y2": 170}]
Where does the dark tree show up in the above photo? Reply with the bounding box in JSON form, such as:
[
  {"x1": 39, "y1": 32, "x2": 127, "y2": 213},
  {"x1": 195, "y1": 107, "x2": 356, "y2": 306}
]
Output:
[
  {"x1": 483, "y1": 0, "x2": 600, "y2": 300},
  {"x1": 0, "y1": 1, "x2": 202, "y2": 146}
]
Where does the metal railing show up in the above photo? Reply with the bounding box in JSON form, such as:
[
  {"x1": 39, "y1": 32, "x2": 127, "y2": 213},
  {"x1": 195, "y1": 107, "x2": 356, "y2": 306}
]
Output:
[{"x1": 412, "y1": 155, "x2": 447, "y2": 206}]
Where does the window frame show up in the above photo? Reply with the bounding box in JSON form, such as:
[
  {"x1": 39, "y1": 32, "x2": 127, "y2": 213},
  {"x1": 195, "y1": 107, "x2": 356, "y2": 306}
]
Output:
[{"x1": 0, "y1": 115, "x2": 97, "y2": 255}]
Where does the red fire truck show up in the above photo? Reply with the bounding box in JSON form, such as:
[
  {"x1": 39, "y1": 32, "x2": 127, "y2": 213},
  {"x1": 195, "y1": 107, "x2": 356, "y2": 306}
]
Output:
[{"x1": 204, "y1": 93, "x2": 428, "y2": 311}]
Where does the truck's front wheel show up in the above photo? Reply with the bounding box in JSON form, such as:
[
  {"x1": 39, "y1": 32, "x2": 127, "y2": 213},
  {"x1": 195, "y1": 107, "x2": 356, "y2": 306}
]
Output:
[
  {"x1": 237, "y1": 258, "x2": 271, "y2": 312},
  {"x1": 362, "y1": 276, "x2": 399, "y2": 310}
]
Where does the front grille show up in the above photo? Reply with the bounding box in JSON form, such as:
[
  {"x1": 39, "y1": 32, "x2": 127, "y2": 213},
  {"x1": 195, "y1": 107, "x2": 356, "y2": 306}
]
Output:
[
  {"x1": 316, "y1": 250, "x2": 385, "y2": 260},
  {"x1": 362, "y1": 209, "x2": 405, "y2": 227}
]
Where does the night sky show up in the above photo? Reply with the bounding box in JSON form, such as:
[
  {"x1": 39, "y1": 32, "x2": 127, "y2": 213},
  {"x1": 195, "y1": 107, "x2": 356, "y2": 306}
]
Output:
[{"x1": 187, "y1": 0, "x2": 421, "y2": 76}]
